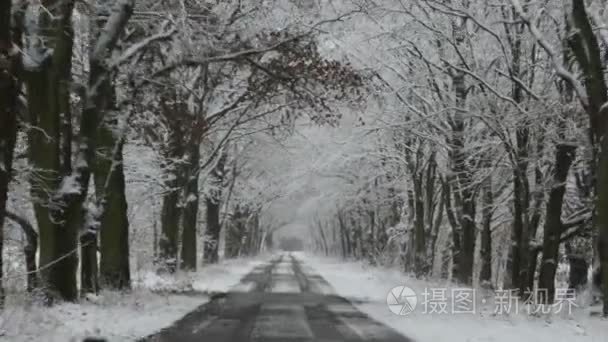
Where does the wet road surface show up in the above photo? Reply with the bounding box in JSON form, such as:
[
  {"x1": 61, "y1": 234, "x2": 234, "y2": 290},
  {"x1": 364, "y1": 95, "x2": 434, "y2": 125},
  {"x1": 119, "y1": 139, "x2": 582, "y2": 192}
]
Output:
[{"x1": 141, "y1": 254, "x2": 412, "y2": 342}]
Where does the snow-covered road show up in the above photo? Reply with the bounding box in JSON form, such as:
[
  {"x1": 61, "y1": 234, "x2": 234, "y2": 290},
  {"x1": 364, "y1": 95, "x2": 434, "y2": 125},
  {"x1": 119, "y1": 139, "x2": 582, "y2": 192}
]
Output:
[{"x1": 142, "y1": 253, "x2": 413, "y2": 341}]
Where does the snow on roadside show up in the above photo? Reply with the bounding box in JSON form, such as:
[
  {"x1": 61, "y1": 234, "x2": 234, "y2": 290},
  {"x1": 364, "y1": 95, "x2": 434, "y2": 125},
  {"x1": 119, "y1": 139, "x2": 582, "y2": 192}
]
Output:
[
  {"x1": 0, "y1": 254, "x2": 272, "y2": 342},
  {"x1": 0, "y1": 290, "x2": 204, "y2": 342},
  {"x1": 299, "y1": 253, "x2": 606, "y2": 342},
  {"x1": 132, "y1": 253, "x2": 270, "y2": 293}
]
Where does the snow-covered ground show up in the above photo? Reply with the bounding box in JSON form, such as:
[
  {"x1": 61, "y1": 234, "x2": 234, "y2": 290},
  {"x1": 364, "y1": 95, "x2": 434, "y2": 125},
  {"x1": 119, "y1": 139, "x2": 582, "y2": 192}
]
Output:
[
  {"x1": 0, "y1": 254, "x2": 271, "y2": 342},
  {"x1": 300, "y1": 253, "x2": 606, "y2": 342}
]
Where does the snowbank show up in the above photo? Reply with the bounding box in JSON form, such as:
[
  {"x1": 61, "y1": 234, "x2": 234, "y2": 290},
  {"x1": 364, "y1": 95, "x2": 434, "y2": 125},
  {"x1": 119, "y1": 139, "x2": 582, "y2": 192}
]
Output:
[
  {"x1": 300, "y1": 253, "x2": 606, "y2": 342},
  {"x1": 132, "y1": 255, "x2": 269, "y2": 294},
  {"x1": 0, "y1": 290, "x2": 204, "y2": 342}
]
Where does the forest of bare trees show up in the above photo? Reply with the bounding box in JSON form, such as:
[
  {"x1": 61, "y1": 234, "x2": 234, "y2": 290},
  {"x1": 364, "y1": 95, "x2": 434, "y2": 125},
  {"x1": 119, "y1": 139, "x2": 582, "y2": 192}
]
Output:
[
  {"x1": 301, "y1": 0, "x2": 608, "y2": 316},
  {"x1": 1, "y1": 0, "x2": 608, "y2": 327},
  {"x1": 0, "y1": 0, "x2": 360, "y2": 303}
]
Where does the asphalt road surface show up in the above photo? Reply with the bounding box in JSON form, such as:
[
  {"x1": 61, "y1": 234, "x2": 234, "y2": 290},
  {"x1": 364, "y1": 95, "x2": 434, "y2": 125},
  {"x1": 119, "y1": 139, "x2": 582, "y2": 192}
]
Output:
[{"x1": 140, "y1": 254, "x2": 412, "y2": 342}]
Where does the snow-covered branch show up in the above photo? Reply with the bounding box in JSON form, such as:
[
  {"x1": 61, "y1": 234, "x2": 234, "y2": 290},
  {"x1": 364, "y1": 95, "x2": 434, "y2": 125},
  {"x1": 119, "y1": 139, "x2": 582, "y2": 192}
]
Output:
[
  {"x1": 91, "y1": 0, "x2": 135, "y2": 64},
  {"x1": 510, "y1": 0, "x2": 589, "y2": 107}
]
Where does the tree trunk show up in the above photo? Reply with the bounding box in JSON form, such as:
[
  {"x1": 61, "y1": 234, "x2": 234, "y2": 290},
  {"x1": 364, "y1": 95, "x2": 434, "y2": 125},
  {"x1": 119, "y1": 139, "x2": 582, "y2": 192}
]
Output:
[
  {"x1": 343, "y1": 212, "x2": 352, "y2": 257},
  {"x1": 225, "y1": 205, "x2": 245, "y2": 258},
  {"x1": 413, "y1": 178, "x2": 426, "y2": 277},
  {"x1": 349, "y1": 217, "x2": 359, "y2": 259},
  {"x1": 448, "y1": 16, "x2": 476, "y2": 284},
  {"x1": 597, "y1": 136, "x2": 608, "y2": 316},
  {"x1": 538, "y1": 144, "x2": 576, "y2": 304},
  {"x1": 26, "y1": 53, "x2": 64, "y2": 300},
  {"x1": 25, "y1": 0, "x2": 77, "y2": 302},
  {"x1": 338, "y1": 211, "x2": 347, "y2": 258},
  {"x1": 87, "y1": 1, "x2": 133, "y2": 290},
  {"x1": 0, "y1": 0, "x2": 19, "y2": 306},
  {"x1": 5, "y1": 211, "x2": 38, "y2": 292},
  {"x1": 367, "y1": 208, "x2": 376, "y2": 263},
  {"x1": 225, "y1": 222, "x2": 239, "y2": 258},
  {"x1": 203, "y1": 152, "x2": 226, "y2": 264},
  {"x1": 80, "y1": 232, "x2": 98, "y2": 295},
  {"x1": 459, "y1": 196, "x2": 476, "y2": 285},
  {"x1": 77, "y1": 0, "x2": 133, "y2": 295},
  {"x1": 443, "y1": 181, "x2": 461, "y2": 280},
  {"x1": 96, "y1": 129, "x2": 131, "y2": 289},
  {"x1": 526, "y1": 154, "x2": 545, "y2": 291},
  {"x1": 425, "y1": 153, "x2": 439, "y2": 276},
  {"x1": 565, "y1": 241, "x2": 588, "y2": 291},
  {"x1": 251, "y1": 213, "x2": 261, "y2": 253},
  {"x1": 480, "y1": 176, "x2": 493, "y2": 288},
  {"x1": 537, "y1": 147, "x2": 576, "y2": 303},
  {"x1": 25, "y1": 238, "x2": 38, "y2": 292},
  {"x1": 159, "y1": 182, "x2": 182, "y2": 272},
  {"x1": 317, "y1": 219, "x2": 329, "y2": 256},
  {"x1": 204, "y1": 195, "x2": 222, "y2": 263},
  {"x1": 180, "y1": 145, "x2": 200, "y2": 271},
  {"x1": 506, "y1": 16, "x2": 531, "y2": 294},
  {"x1": 429, "y1": 193, "x2": 444, "y2": 274},
  {"x1": 566, "y1": 0, "x2": 608, "y2": 315},
  {"x1": 158, "y1": 115, "x2": 185, "y2": 272},
  {"x1": 511, "y1": 157, "x2": 530, "y2": 294}
]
